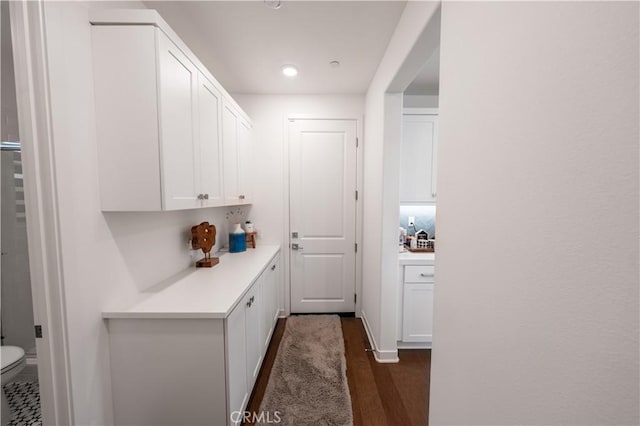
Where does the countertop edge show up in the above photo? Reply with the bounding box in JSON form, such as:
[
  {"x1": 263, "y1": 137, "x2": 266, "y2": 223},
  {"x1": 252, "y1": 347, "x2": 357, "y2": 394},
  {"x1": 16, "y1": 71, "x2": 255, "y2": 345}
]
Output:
[{"x1": 102, "y1": 245, "x2": 280, "y2": 320}]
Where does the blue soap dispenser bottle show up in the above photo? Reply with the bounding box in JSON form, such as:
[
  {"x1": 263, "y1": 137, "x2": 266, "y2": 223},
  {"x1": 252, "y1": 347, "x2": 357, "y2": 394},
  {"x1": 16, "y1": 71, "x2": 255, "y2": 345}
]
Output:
[{"x1": 229, "y1": 223, "x2": 246, "y2": 253}]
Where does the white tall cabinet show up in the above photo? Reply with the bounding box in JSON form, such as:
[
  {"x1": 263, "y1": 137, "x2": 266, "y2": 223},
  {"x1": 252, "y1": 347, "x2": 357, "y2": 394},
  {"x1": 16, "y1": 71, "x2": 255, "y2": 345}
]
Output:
[
  {"x1": 91, "y1": 10, "x2": 251, "y2": 211},
  {"x1": 400, "y1": 110, "x2": 439, "y2": 203}
]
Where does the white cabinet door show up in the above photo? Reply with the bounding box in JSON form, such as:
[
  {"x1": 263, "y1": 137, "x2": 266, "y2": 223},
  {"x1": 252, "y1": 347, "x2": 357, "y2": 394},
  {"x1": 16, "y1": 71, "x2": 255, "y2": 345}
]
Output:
[
  {"x1": 237, "y1": 118, "x2": 252, "y2": 204},
  {"x1": 402, "y1": 283, "x2": 434, "y2": 342},
  {"x1": 260, "y1": 255, "x2": 280, "y2": 352},
  {"x1": 226, "y1": 300, "x2": 248, "y2": 425},
  {"x1": 197, "y1": 73, "x2": 224, "y2": 207},
  {"x1": 244, "y1": 278, "x2": 263, "y2": 391},
  {"x1": 92, "y1": 25, "x2": 163, "y2": 211},
  {"x1": 157, "y1": 32, "x2": 200, "y2": 210},
  {"x1": 400, "y1": 114, "x2": 438, "y2": 203},
  {"x1": 222, "y1": 103, "x2": 240, "y2": 204}
]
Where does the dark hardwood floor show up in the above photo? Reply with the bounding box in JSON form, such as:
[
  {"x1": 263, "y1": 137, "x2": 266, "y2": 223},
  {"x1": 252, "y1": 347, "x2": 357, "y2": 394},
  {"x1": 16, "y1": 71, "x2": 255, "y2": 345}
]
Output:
[{"x1": 245, "y1": 317, "x2": 431, "y2": 426}]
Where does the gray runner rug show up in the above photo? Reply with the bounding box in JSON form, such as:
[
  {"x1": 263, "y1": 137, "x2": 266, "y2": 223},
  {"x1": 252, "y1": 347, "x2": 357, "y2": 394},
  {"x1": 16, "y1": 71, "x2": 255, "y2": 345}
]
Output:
[{"x1": 257, "y1": 315, "x2": 353, "y2": 426}]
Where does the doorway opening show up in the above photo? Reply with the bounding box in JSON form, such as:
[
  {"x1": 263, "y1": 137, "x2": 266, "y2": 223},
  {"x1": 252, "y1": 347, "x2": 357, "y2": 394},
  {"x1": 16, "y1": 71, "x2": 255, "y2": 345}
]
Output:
[{"x1": 1, "y1": 1, "x2": 41, "y2": 424}]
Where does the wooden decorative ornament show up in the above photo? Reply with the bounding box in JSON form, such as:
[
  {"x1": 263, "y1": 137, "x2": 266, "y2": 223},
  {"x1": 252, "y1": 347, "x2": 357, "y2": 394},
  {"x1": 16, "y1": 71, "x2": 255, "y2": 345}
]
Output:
[{"x1": 191, "y1": 222, "x2": 219, "y2": 268}]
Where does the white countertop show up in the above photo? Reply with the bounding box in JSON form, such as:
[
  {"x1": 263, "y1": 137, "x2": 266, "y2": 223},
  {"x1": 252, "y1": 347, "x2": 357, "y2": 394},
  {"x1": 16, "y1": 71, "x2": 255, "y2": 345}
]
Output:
[
  {"x1": 103, "y1": 245, "x2": 280, "y2": 320},
  {"x1": 398, "y1": 250, "x2": 435, "y2": 266}
]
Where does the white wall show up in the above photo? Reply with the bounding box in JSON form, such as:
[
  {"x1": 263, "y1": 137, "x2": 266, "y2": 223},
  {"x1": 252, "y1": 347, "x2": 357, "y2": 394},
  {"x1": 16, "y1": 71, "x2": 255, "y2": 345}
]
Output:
[
  {"x1": 41, "y1": 2, "x2": 244, "y2": 424},
  {"x1": 232, "y1": 94, "x2": 364, "y2": 313},
  {"x1": 403, "y1": 95, "x2": 438, "y2": 108},
  {"x1": 361, "y1": 1, "x2": 440, "y2": 361},
  {"x1": 430, "y1": 2, "x2": 639, "y2": 424}
]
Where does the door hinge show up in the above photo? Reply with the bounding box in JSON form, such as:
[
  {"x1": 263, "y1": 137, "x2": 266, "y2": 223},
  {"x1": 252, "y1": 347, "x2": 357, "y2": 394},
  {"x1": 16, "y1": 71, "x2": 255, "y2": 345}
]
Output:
[
  {"x1": 355, "y1": 190, "x2": 358, "y2": 201},
  {"x1": 356, "y1": 137, "x2": 359, "y2": 147},
  {"x1": 355, "y1": 243, "x2": 358, "y2": 253},
  {"x1": 34, "y1": 325, "x2": 42, "y2": 338}
]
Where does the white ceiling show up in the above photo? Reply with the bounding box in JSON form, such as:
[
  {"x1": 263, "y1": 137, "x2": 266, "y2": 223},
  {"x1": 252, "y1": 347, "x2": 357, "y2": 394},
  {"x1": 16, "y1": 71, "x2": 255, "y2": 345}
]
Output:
[
  {"x1": 405, "y1": 46, "x2": 439, "y2": 95},
  {"x1": 144, "y1": 1, "x2": 407, "y2": 94}
]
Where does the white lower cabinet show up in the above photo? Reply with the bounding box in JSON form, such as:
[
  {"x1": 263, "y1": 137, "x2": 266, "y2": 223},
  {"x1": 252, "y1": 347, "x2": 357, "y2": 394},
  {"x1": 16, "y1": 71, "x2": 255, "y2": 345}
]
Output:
[
  {"x1": 398, "y1": 263, "x2": 435, "y2": 346},
  {"x1": 261, "y1": 255, "x2": 281, "y2": 353},
  {"x1": 402, "y1": 283, "x2": 434, "y2": 342},
  {"x1": 244, "y1": 278, "x2": 263, "y2": 391},
  {"x1": 108, "y1": 252, "x2": 281, "y2": 426},
  {"x1": 226, "y1": 296, "x2": 249, "y2": 426}
]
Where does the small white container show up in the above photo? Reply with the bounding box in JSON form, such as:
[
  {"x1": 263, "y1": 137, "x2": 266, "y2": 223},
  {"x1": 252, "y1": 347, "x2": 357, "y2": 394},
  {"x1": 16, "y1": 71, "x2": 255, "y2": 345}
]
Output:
[{"x1": 244, "y1": 221, "x2": 255, "y2": 233}]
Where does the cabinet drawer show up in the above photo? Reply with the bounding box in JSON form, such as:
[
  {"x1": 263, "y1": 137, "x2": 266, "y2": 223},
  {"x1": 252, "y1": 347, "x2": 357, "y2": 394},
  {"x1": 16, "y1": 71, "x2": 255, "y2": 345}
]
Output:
[{"x1": 404, "y1": 265, "x2": 435, "y2": 283}]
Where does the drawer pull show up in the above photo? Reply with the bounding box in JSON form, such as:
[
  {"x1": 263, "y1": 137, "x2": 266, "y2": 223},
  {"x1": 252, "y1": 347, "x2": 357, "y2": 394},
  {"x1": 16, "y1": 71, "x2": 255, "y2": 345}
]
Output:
[{"x1": 420, "y1": 273, "x2": 431, "y2": 277}]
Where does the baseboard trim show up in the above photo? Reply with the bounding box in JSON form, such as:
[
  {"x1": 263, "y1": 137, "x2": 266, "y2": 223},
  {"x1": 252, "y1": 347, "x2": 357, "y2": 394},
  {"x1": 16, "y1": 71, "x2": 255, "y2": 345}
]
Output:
[
  {"x1": 397, "y1": 341, "x2": 432, "y2": 350},
  {"x1": 373, "y1": 350, "x2": 400, "y2": 363},
  {"x1": 361, "y1": 310, "x2": 399, "y2": 363}
]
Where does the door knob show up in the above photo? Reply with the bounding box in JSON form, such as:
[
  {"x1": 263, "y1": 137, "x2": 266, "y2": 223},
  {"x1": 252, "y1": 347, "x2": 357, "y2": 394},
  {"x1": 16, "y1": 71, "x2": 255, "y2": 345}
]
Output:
[{"x1": 291, "y1": 243, "x2": 303, "y2": 251}]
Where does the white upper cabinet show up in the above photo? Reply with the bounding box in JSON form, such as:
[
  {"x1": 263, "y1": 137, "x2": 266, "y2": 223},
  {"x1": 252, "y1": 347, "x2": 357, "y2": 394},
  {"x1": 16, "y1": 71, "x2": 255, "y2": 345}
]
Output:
[
  {"x1": 157, "y1": 33, "x2": 200, "y2": 210},
  {"x1": 197, "y1": 73, "x2": 225, "y2": 207},
  {"x1": 400, "y1": 111, "x2": 439, "y2": 203},
  {"x1": 237, "y1": 118, "x2": 253, "y2": 204},
  {"x1": 90, "y1": 10, "x2": 251, "y2": 211},
  {"x1": 223, "y1": 101, "x2": 252, "y2": 205}
]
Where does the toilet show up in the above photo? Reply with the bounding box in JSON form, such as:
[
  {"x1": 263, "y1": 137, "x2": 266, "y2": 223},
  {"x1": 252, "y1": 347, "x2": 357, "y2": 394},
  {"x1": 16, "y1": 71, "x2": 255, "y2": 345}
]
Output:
[{"x1": 1, "y1": 346, "x2": 26, "y2": 426}]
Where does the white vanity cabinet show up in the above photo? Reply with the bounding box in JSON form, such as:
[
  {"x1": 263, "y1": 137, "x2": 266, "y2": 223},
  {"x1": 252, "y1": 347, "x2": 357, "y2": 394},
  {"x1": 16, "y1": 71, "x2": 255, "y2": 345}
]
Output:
[
  {"x1": 105, "y1": 246, "x2": 282, "y2": 426},
  {"x1": 400, "y1": 110, "x2": 439, "y2": 204},
  {"x1": 397, "y1": 255, "x2": 435, "y2": 348},
  {"x1": 91, "y1": 10, "x2": 251, "y2": 211}
]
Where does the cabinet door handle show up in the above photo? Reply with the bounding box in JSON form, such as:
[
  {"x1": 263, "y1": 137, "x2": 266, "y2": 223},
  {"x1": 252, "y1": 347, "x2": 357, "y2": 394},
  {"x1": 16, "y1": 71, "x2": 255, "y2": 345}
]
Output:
[
  {"x1": 197, "y1": 194, "x2": 204, "y2": 200},
  {"x1": 420, "y1": 273, "x2": 430, "y2": 277},
  {"x1": 250, "y1": 296, "x2": 255, "y2": 303},
  {"x1": 271, "y1": 265, "x2": 276, "y2": 271},
  {"x1": 246, "y1": 301, "x2": 251, "y2": 307},
  {"x1": 239, "y1": 195, "x2": 245, "y2": 200},
  {"x1": 203, "y1": 193, "x2": 209, "y2": 200}
]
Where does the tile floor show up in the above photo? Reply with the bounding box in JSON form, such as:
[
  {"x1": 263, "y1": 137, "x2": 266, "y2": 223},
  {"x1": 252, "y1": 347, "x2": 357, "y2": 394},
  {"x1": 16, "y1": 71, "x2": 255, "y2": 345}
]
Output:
[{"x1": 3, "y1": 366, "x2": 41, "y2": 426}]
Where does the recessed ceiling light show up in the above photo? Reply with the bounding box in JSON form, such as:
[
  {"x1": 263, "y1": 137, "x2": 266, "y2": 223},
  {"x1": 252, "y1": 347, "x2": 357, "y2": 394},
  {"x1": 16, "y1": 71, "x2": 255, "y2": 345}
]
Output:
[
  {"x1": 282, "y1": 65, "x2": 298, "y2": 78},
  {"x1": 264, "y1": 0, "x2": 282, "y2": 10},
  {"x1": 330, "y1": 60, "x2": 340, "y2": 68}
]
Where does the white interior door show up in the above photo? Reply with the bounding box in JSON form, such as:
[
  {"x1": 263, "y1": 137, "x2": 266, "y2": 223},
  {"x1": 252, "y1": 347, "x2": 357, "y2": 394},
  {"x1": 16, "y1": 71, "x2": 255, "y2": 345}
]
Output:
[{"x1": 289, "y1": 119, "x2": 357, "y2": 313}]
